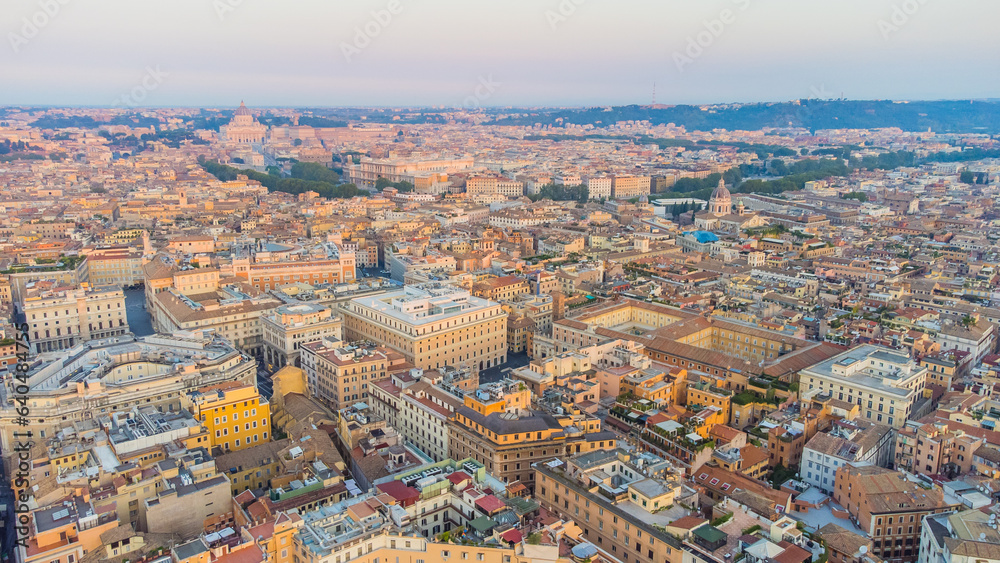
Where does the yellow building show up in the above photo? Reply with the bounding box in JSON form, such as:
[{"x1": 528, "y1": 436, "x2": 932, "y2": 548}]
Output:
[
  {"x1": 83, "y1": 247, "x2": 145, "y2": 287},
  {"x1": 628, "y1": 478, "x2": 679, "y2": 511},
  {"x1": 20, "y1": 497, "x2": 118, "y2": 563},
  {"x1": 686, "y1": 381, "x2": 732, "y2": 424},
  {"x1": 621, "y1": 367, "x2": 684, "y2": 405},
  {"x1": 922, "y1": 353, "x2": 958, "y2": 390},
  {"x1": 214, "y1": 440, "x2": 286, "y2": 495},
  {"x1": 471, "y1": 275, "x2": 530, "y2": 301},
  {"x1": 463, "y1": 379, "x2": 531, "y2": 416},
  {"x1": 186, "y1": 382, "x2": 271, "y2": 453},
  {"x1": 261, "y1": 513, "x2": 301, "y2": 563}
]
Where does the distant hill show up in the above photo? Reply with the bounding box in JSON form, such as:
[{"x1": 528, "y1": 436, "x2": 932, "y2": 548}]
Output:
[{"x1": 493, "y1": 100, "x2": 1000, "y2": 134}]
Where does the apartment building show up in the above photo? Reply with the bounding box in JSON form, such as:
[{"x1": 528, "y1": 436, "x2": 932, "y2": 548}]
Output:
[
  {"x1": 800, "y1": 345, "x2": 928, "y2": 429},
  {"x1": 396, "y1": 380, "x2": 463, "y2": 462},
  {"x1": 17, "y1": 220, "x2": 76, "y2": 239},
  {"x1": 472, "y1": 275, "x2": 530, "y2": 301},
  {"x1": 292, "y1": 494, "x2": 558, "y2": 563},
  {"x1": 368, "y1": 366, "x2": 476, "y2": 443},
  {"x1": 18, "y1": 496, "x2": 118, "y2": 563},
  {"x1": 166, "y1": 235, "x2": 215, "y2": 254},
  {"x1": 801, "y1": 420, "x2": 894, "y2": 495},
  {"x1": 262, "y1": 303, "x2": 343, "y2": 369},
  {"x1": 447, "y1": 398, "x2": 616, "y2": 490},
  {"x1": 488, "y1": 208, "x2": 557, "y2": 229},
  {"x1": 502, "y1": 293, "x2": 553, "y2": 335},
  {"x1": 230, "y1": 242, "x2": 356, "y2": 291},
  {"x1": 22, "y1": 282, "x2": 129, "y2": 353},
  {"x1": 341, "y1": 238, "x2": 379, "y2": 268},
  {"x1": 833, "y1": 462, "x2": 958, "y2": 563},
  {"x1": 151, "y1": 283, "x2": 281, "y2": 357},
  {"x1": 817, "y1": 523, "x2": 881, "y2": 563},
  {"x1": 686, "y1": 381, "x2": 733, "y2": 424},
  {"x1": 611, "y1": 175, "x2": 651, "y2": 199},
  {"x1": 300, "y1": 338, "x2": 389, "y2": 410},
  {"x1": 534, "y1": 449, "x2": 691, "y2": 563},
  {"x1": 82, "y1": 247, "x2": 145, "y2": 287},
  {"x1": 585, "y1": 176, "x2": 612, "y2": 200},
  {"x1": 385, "y1": 248, "x2": 457, "y2": 283},
  {"x1": 185, "y1": 382, "x2": 272, "y2": 453},
  {"x1": 345, "y1": 156, "x2": 476, "y2": 188},
  {"x1": 341, "y1": 283, "x2": 507, "y2": 372},
  {"x1": 142, "y1": 254, "x2": 222, "y2": 311},
  {"x1": 143, "y1": 453, "x2": 232, "y2": 539},
  {"x1": 465, "y1": 175, "x2": 525, "y2": 198},
  {"x1": 932, "y1": 318, "x2": 996, "y2": 364},
  {"x1": 919, "y1": 509, "x2": 1000, "y2": 563},
  {"x1": 893, "y1": 419, "x2": 984, "y2": 477}
]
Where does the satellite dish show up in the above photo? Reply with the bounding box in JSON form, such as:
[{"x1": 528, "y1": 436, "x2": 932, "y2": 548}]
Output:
[{"x1": 859, "y1": 547, "x2": 867, "y2": 554}]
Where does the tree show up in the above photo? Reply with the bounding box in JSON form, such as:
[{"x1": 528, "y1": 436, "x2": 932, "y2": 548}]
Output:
[
  {"x1": 291, "y1": 162, "x2": 340, "y2": 184},
  {"x1": 960, "y1": 170, "x2": 975, "y2": 184},
  {"x1": 201, "y1": 159, "x2": 362, "y2": 199},
  {"x1": 375, "y1": 177, "x2": 414, "y2": 192},
  {"x1": 293, "y1": 138, "x2": 303, "y2": 146}
]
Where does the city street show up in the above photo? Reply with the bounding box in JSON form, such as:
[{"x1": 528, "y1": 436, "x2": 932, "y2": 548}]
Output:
[{"x1": 257, "y1": 365, "x2": 274, "y2": 399}]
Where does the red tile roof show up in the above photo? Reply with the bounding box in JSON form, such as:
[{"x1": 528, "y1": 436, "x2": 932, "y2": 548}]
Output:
[
  {"x1": 376, "y1": 480, "x2": 420, "y2": 507},
  {"x1": 475, "y1": 494, "x2": 505, "y2": 514}
]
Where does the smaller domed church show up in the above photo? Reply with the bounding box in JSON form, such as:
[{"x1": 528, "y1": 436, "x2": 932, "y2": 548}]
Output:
[{"x1": 694, "y1": 179, "x2": 768, "y2": 233}]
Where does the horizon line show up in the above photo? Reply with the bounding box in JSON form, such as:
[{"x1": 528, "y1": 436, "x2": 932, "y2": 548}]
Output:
[{"x1": 5, "y1": 97, "x2": 1000, "y2": 111}]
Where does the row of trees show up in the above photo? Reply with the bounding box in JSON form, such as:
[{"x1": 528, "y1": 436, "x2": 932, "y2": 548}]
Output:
[
  {"x1": 739, "y1": 159, "x2": 851, "y2": 195},
  {"x1": 199, "y1": 157, "x2": 365, "y2": 199},
  {"x1": 0, "y1": 140, "x2": 37, "y2": 155},
  {"x1": 960, "y1": 170, "x2": 991, "y2": 184},
  {"x1": 375, "y1": 177, "x2": 414, "y2": 192},
  {"x1": 526, "y1": 183, "x2": 589, "y2": 202}
]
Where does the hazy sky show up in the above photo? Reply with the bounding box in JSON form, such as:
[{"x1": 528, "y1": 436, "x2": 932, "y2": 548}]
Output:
[{"x1": 3, "y1": 0, "x2": 999, "y2": 108}]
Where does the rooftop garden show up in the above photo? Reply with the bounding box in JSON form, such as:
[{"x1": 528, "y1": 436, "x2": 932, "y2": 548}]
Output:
[
  {"x1": 732, "y1": 389, "x2": 783, "y2": 407},
  {"x1": 770, "y1": 463, "x2": 797, "y2": 489},
  {"x1": 614, "y1": 393, "x2": 656, "y2": 412}
]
